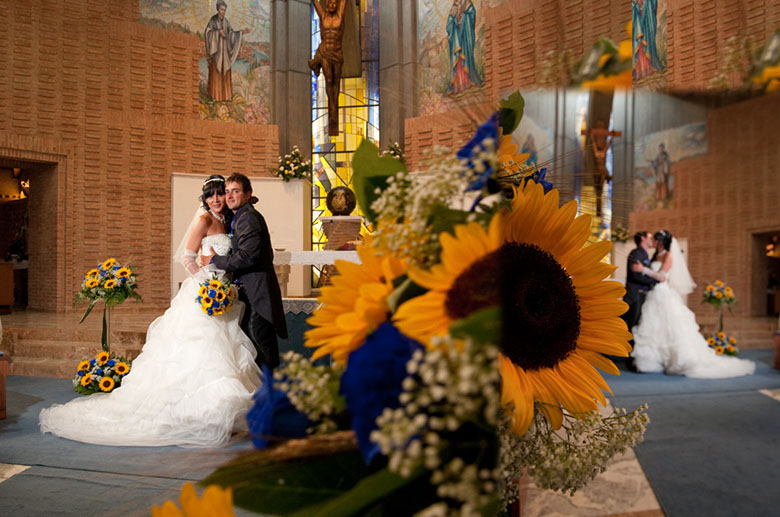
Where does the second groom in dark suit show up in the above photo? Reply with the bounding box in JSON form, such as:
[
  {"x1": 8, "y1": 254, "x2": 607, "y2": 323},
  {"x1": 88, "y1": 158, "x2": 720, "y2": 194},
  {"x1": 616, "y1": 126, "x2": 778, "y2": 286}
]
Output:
[{"x1": 212, "y1": 173, "x2": 287, "y2": 369}]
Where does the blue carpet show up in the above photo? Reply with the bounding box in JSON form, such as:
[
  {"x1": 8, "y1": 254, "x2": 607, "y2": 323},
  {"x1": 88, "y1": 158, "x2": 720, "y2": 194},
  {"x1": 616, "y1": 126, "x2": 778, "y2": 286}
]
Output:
[
  {"x1": 609, "y1": 349, "x2": 780, "y2": 517},
  {"x1": 0, "y1": 375, "x2": 259, "y2": 516}
]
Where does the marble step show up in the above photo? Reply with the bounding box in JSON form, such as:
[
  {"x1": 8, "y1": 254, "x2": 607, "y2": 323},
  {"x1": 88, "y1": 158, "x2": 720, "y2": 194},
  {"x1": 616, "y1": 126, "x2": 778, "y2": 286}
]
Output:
[
  {"x1": 10, "y1": 356, "x2": 79, "y2": 378},
  {"x1": 8, "y1": 339, "x2": 142, "y2": 361}
]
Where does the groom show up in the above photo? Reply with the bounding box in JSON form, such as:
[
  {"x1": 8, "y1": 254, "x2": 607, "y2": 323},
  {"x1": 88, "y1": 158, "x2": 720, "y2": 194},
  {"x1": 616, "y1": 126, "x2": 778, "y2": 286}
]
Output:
[
  {"x1": 623, "y1": 231, "x2": 658, "y2": 347},
  {"x1": 212, "y1": 173, "x2": 287, "y2": 369}
]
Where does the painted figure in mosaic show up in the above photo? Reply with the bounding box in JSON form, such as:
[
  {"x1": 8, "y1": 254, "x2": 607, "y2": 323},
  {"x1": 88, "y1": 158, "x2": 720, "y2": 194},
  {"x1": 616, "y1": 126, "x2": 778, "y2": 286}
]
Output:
[
  {"x1": 310, "y1": 0, "x2": 349, "y2": 136},
  {"x1": 446, "y1": 0, "x2": 482, "y2": 94},
  {"x1": 204, "y1": 1, "x2": 249, "y2": 102},
  {"x1": 651, "y1": 142, "x2": 671, "y2": 204},
  {"x1": 632, "y1": 0, "x2": 662, "y2": 80}
]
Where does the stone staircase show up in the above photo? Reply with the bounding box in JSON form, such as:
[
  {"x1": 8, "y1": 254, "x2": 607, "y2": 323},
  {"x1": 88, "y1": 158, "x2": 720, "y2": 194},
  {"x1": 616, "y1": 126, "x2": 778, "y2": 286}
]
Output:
[
  {"x1": 2, "y1": 325, "x2": 147, "y2": 378},
  {"x1": 697, "y1": 314, "x2": 777, "y2": 349}
]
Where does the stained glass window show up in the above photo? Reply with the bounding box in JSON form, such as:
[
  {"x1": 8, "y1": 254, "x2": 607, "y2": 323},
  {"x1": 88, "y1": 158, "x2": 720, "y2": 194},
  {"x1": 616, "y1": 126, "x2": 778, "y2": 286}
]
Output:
[{"x1": 311, "y1": 0, "x2": 379, "y2": 284}]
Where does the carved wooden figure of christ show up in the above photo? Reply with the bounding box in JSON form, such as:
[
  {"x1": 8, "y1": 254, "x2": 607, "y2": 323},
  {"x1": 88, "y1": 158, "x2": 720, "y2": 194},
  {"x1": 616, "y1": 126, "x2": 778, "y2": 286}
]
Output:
[
  {"x1": 310, "y1": 0, "x2": 349, "y2": 136},
  {"x1": 582, "y1": 121, "x2": 622, "y2": 217}
]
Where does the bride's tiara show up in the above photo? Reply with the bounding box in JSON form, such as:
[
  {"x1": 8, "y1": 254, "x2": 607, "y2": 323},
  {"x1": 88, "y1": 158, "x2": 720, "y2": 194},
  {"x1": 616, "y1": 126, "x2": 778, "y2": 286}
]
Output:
[{"x1": 203, "y1": 177, "x2": 225, "y2": 186}]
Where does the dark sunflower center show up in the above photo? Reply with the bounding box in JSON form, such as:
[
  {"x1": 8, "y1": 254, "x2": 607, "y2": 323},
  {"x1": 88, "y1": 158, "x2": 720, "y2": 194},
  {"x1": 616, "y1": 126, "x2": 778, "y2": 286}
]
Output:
[{"x1": 444, "y1": 242, "x2": 581, "y2": 371}]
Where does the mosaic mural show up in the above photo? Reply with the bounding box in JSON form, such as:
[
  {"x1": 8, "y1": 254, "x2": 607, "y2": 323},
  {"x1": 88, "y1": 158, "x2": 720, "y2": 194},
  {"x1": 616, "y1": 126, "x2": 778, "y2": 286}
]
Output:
[
  {"x1": 632, "y1": 0, "x2": 668, "y2": 86},
  {"x1": 139, "y1": 0, "x2": 271, "y2": 124}
]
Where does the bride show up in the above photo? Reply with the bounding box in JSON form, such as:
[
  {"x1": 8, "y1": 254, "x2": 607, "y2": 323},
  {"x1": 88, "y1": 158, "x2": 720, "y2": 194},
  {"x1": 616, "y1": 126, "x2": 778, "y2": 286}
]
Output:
[
  {"x1": 630, "y1": 230, "x2": 755, "y2": 378},
  {"x1": 39, "y1": 175, "x2": 261, "y2": 447}
]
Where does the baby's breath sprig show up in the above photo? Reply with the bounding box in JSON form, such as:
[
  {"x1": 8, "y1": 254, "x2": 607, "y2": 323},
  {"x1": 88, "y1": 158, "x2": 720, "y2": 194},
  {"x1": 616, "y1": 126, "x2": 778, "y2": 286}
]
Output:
[
  {"x1": 274, "y1": 351, "x2": 345, "y2": 434},
  {"x1": 499, "y1": 403, "x2": 650, "y2": 501},
  {"x1": 371, "y1": 337, "x2": 502, "y2": 515}
]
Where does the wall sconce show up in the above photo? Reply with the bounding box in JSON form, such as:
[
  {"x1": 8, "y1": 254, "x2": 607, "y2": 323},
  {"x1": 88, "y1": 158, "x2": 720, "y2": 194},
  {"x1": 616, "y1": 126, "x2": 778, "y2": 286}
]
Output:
[{"x1": 12, "y1": 168, "x2": 21, "y2": 178}]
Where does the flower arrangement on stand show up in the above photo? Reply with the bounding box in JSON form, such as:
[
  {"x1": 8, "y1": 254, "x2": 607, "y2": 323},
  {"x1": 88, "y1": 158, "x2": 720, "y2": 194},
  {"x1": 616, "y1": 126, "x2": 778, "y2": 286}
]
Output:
[
  {"x1": 200, "y1": 92, "x2": 649, "y2": 516},
  {"x1": 196, "y1": 275, "x2": 235, "y2": 316},
  {"x1": 273, "y1": 145, "x2": 312, "y2": 182},
  {"x1": 382, "y1": 141, "x2": 406, "y2": 164},
  {"x1": 72, "y1": 258, "x2": 140, "y2": 395},
  {"x1": 703, "y1": 279, "x2": 737, "y2": 332},
  {"x1": 611, "y1": 224, "x2": 630, "y2": 243}
]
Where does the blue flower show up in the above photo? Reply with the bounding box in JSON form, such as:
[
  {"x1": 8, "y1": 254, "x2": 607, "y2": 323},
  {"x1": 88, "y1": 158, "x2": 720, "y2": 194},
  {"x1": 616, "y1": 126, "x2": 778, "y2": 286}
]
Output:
[
  {"x1": 209, "y1": 289, "x2": 217, "y2": 298},
  {"x1": 77, "y1": 370, "x2": 85, "y2": 376},
  {"x1": 340, "y1": 322, "x2": 424, "y2": 464},
  {"x1": 89, "y1": 359, "x2": 96, "y2": 366},
  {"x1": 458, "y1": 113, "x2": 499, "y2": 194},
  {"x1": 247, "y1": 366, "x2": 312, "y2": 449},
  {"x1": 207, "y1": 308, "x2": 213, "y2": 315},
  {"x1": 96, "y1": 368, "x2": 104, "y2": 376},
  {"x1": 527, "y1": 167, "x2": 553, "y2": 193},
  {"x1": 107, "y1": 360, "x2": 116, "y2": 367}
]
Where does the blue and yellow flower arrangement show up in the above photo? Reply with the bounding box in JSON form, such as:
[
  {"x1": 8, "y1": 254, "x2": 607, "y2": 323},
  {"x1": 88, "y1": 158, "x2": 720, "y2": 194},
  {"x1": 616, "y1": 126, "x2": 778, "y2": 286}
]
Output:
[
  {"x1": 196, "y1": 275, "x2": 235, "y2": 316},
  {"x1": 202, "y1": 91, "x2": 649, "y2": 515},
  {"x1": 706, "y1": 332, "x2": 740, "y2": 356},
  {"x1": 73, "y1": 350, "x2": 132, "y2": 395}
]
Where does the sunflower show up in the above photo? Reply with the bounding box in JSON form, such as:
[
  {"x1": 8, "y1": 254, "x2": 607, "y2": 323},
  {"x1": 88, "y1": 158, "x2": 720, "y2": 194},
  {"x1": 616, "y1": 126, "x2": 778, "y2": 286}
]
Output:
[
  {"x1": 208, "y1": 280, "x2": 222, "y2": 290},
  {"x1": 199, "y1": 286, "x2": 209, "y2": 297},
  {"x1": 87, "y1": 268, "x2": 100, "y2": 277},
  {"x1": 104, "y1": 279, "x2": 117, "y2": 289},
  {"x1": 96, "y1": 351, "x2": 110, "y2": 364},
  {"x1": 715, "y1": 280, "x2": 724, "y2": 288},
  {"x1": 80, "y1": 374, "x2": 92, "y2": 386},
  {"x1": 85, "y1": 278, "x2": 99, "y2": 289},
  {"x1": 116, "y1": 267, "x2": 132, "y2": 278},
  {"x1": 715, "y1": 346, "x2": 725, "y2": 355},
  {"x1": 394, "y1": 181, "x2": 630, "y2": 435},
  {"x1": 115, "y1": 362, "x2": 130, "y2": 375},
  {"x1": 715, "y1": 291, "x2": 723, "y2": 299},
  {"x1": 213, "y1": 309, "x2": 224, "y2": 316},
  {"x1": 201, "y1": 296, "x2": 213, "y2": 307},
  {"x1": 305, "y1": 241, "x2": 406, "y2": 364},
  {"x1": 215, "y1": 290, "x2": 226, "y2": 302},
  {"x1": 496, "y1": 129, "x2": 531, "y2": 178},
  {"x1": 706, "y1": 285, "x2": 715, "y2": 292},
  {"x1": 728, "y1": 336, "x2": 737, "y2": 344},
  {"x1": 717, "y1": 332, "x2": 726, "y2": 340},
  {"x1": 706, "y1": 337, "x2": 716, "y2": 345},
  {"x1": 151, "y1": 482, "x2": 235, "y2": 517},
  {"x1": 77, "y1": 360, "x2": 91, "y2": 371},
  {"x1": 99, "y1": 377, "x2": 115, "y2": 392},
  {"x1": 102, "y1": 258, "x2": 116, "y2": 270},
  {"x1": 727, "y1": 344, "x2": 735, "y2": 354}
]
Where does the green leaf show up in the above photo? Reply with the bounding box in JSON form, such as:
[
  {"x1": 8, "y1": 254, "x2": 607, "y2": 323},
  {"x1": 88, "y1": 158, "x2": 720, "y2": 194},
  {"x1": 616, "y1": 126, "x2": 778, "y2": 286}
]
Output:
[
  {"x1": 386, "y1": 276, "x2": 428, "y2": 313},
  {"x1": 288, "y1": 466, "x2": 427, "y2": 517},
  {"x1": 79, "y1": 299, "x2": 98, "y2": 324},
  {"x1": 351, "y1": 139, "x2": 407, "y2": 225},
  {"x1": 428, "y1": 203, "x2": 472, "y2": 237},
  {"x1": 498, "y1": 91, "x2": 525, "y2": 135},
  {"x1": 202, "y1": 450, "x2": 379, "y2": 516},
  {"x1": 449, "y1": 306, "x2": 501, "y2": 345}
]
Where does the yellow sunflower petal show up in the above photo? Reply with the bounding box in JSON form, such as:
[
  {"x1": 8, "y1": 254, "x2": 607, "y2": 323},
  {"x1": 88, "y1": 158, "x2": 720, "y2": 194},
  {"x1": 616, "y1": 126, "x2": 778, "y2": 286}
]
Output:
[{"x1": 499, "y1": 355, "x2": 534, "y2": 434}]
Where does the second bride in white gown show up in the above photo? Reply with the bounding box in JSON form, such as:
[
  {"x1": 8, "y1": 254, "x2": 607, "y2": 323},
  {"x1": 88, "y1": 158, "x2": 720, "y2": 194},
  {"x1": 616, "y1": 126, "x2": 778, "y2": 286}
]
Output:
[
  {"x1": 630, "y1": 230, "x2": 755, "y2": 379},
  {"x1": 39, "y1": 175, "x2": 261, "y2": 447}
]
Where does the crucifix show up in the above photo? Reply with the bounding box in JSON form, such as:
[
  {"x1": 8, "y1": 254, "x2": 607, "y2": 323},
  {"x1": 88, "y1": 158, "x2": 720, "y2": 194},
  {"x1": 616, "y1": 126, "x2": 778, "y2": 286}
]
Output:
[
  {"x1": 310, "y1": 0, "x2": 349, "y2": 136},
  {"x1": 581, "y1": 120, "x2": 621, "y2": 217}
]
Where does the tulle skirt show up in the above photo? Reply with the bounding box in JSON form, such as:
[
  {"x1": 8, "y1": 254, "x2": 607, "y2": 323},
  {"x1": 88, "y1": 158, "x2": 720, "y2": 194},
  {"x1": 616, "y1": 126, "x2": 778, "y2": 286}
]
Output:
[
  {"x1": 631, "y1": 283, "x2": 755, "y2": 379},
  {"x1": 39, "y1": 274, "x2": 261, "y2": 447}
]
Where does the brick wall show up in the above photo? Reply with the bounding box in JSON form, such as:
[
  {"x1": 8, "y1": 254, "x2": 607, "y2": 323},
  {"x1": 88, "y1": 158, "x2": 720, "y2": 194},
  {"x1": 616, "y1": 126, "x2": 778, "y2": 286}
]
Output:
[
  {"x1": 630, "y1": 94, "x2": 780, "y2": 337},
  {"x1": 665, "y1": 0, "x2": 780, "y2": 90},
  {"x1": 0, "y1": 0, "x2": 279, "y2": 310},
  {"x1": 406, "y1": 0, "x2": 629, "y2": 169}
]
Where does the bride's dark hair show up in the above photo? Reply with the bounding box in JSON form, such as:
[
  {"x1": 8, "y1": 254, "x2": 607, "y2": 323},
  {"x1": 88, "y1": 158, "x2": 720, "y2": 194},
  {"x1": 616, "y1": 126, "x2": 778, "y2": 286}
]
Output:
[
  {"x1": 200, "y1": 174, "x2": 226, "y2": 211},
  {"x1": 654, "y1": 230, "x2": 673, "y2": 251}
]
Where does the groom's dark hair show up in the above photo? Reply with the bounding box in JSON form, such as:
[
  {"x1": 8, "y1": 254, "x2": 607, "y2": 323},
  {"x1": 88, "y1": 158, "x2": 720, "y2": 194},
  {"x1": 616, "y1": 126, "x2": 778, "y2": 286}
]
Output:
[
  {"x1": 634, "y1": 231, "x2": 649, "y2": 246},
  {"x1": 225, "y1": 173, "x2": 259, "y2": 204}
]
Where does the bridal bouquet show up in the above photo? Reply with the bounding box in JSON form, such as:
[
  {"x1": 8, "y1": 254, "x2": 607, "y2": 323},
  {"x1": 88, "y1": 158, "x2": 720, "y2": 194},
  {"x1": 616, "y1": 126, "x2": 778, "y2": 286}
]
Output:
[
  {"x1": 73, "y1": 350, "x2": 132, "y2": 395},
  {"x1": 74, "y1": 257, "x2": 141, "y2": 352},
  {"x1": 196, "y1": 275, "x2": 235, "y2": 316},
  {"x1": 203, "y1": 92, "x2": 649, "y2": 516},
  {"x1": 706, "y1": 332, "x2": 740, "y2": 356},
  {"x1": 273, "y1": 145, "x2": 312, "y2": 182}
]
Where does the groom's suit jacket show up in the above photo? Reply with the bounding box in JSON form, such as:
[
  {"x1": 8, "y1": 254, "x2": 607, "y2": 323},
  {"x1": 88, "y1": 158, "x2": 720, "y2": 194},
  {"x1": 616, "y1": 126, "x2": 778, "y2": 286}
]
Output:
[
  {"x1": 624, "y1": 246, "x2": 658, "y2": 307},
  {"x1": 212, "y1": 204, "x2": 288, "y2": 339}
]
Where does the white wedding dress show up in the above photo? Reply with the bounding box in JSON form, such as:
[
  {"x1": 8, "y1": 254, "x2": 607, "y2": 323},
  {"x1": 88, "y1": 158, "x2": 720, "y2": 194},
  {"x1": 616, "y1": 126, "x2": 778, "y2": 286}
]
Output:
[
  {"x1": 631, "y1": 255, "x2": 755, "y2": 379},
  {"x1": 39, "y1": 233, "x2": 261, "y2": 447}
]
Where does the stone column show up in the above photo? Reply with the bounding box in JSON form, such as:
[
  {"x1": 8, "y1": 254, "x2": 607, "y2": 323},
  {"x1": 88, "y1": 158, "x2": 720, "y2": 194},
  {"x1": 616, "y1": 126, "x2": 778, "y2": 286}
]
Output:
[
  {"x1": 379, "y1": 0, "x2": 418, "y2": 151},
  {"x1": 271, "y1": 0, "x2": 313, "y2": 294}
]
